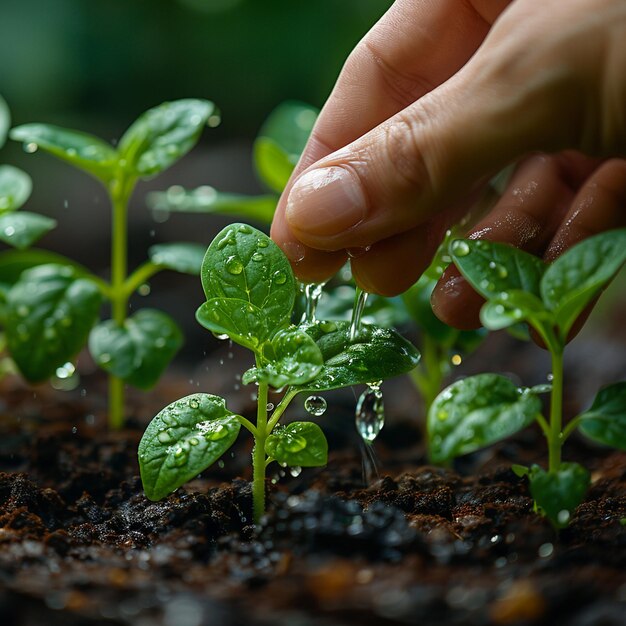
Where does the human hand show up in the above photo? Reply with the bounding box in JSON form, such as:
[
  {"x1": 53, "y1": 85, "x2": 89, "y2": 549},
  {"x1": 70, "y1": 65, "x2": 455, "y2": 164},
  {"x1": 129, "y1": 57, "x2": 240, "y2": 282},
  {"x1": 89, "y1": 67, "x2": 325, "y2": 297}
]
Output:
[{"x1": 270, "y1": 0, "x2": 626, "y2": 330}]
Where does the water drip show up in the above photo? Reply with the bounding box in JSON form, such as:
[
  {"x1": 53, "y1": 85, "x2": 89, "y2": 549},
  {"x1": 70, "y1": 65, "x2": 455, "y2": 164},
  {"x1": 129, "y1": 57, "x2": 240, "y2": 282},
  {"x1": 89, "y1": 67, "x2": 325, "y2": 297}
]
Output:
[
  {"x1": 349, "y1": 287, "x2": 369, "y2": 341},
  {"x1": 355, "y1": 382, "x2": 385, "y2": 444}
]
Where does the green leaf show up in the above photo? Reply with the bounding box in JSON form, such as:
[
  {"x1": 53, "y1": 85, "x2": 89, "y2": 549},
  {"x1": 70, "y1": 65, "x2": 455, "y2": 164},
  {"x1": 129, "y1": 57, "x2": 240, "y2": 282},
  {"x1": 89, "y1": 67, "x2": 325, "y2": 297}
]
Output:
[
  {"x1": 6, "y1": 264, "x2": 102, "y2": 382},
  {"x1": 480, "y1": 290, "x2": 550, "y2": 331},
  {"x1": 243, "y1": 326, "x2": 323, "y2": 388},
  {"x1": 528, "y1": 463, "x2": 590, "y2": 528},
  {"x1": 0, "y1": 248, "x2": 92, "y2": 286},
  {"x1": 196, "y1": 298, "x2": 269, "y2": 352},
  {"x1": 0, "y1": 95, "x2": 9, "y2": 148},
  {"x1": 265, "y1": 421, "x2": 328, "y2": 467},
  {"x1": 253, "y1": 101, "x2": 318, "y2": 193},
  {"x1": 139, "y1": 393, "x2": 241, "y2": 501},
  {"x1": 118, "y1": 99, "x2": 215, "y2": 178},
  {"x1": 428, "y1": 374, "x2": 542, "y2": 464},
  {"x1": 578, "y1": 382, "x2": 626, "y2": 450},
  {"x1": 10, "y1": 124, "x2": 118, "y2": 182},
  {"x1": 149, "y1": 242, "x2": 205, "y2": 275},
  {"x1": 0, "y1": 212, "x2": 56, "y2": 249},
  {"x1": 450, "y1": 239, "x2": 546, "y2": 300},
  {"x1": 295, "y1": 321, "x2": 420, "y2": 392},
  {"x1": 0, "y1": 165, "x2": 32, "y2": 212},
  {"x1": 201, "y1": 223, "x2": 295, "y2": 331},
  {"x1": 148, "y1": 186, "x2": 276, "y2": 224},
  {"x1": 541, "y1": 229, "x2": 626, "y2": 338},
  {"x1": 89, "y1": 309, "x2": 183, "y2": 390}
]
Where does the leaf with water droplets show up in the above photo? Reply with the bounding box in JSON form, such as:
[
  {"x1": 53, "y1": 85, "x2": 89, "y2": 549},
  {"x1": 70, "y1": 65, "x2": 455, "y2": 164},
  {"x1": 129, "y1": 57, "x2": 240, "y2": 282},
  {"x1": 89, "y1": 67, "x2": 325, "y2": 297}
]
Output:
[
  {"x1": 253, "y1": 101, "x2": 318, "y2": 193},
  {"x1": 528, "y1": 463, "x2": 589, "y2": 528},
  {"x1": 148, "y1": 186, "x2": 276, "y2": 224},
  {"x1": 428, "y1": 374, "x2": 542, "y2": 464},
  {"x1": 0, "y1": 95, "x2": 9, "y2": 148},
  {"x1": 201, "y1": 223, "x2": 295, "y2": 333},
  {"x1": 5, "y1": 263, "x2": 102, "y2": 382},
  {"x1": 139, "y1": 393, "x2": 241, "y2": 501},
  {"x1": 540, "y1": 229, "x2": 626, "y2": 339},
  {"x1": 0, "y1": 165, "x2": 32, "y2": 212},
  {"x1": 148, "y1": 242, "x2": 205, "y2": 275},
  {"x1": 196, "y1": 298, "x2": 269, "y2": 352},
  {"x1": 450, "y1": 239, "x2": 546, "y2": 301},
  {"x1": 242, "y1": 326, "x2": 323, "y2": 388},
  {"x1": 89, "y1": 309, "x2": 182, "y2": 390},
  {"x1": 0, "y1": 212, "x2": 56, "y2": 249},
  {"x1": 9, "y1": 123, "x2": 118, "y2": 183},
  {"x1": 480, "y1": 289, "x2": 550, "y2": 331},
  {"x1": 577, "y1": 382, "x2": 626, "y2": 450},
  {"x1": 118, "y1": 99, "x2": 215, "y2": 178},
  {"x1": 265, "y1": 421, "x2": 327, "y2": 467},
  {"x1": 295, "y1": 321, "x2": 420, "y2": 392}
]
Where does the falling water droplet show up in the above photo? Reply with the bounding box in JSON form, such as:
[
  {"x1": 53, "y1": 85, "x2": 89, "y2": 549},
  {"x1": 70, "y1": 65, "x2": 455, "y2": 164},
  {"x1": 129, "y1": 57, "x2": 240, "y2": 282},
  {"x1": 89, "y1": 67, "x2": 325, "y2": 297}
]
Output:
[
  {"x1": 349, "y1": 287, "x2": 369, "y2": 342},
  {"x1": 355, "y1": 382, "x2": 385, "y2": 443},
  {"x1": 289, "y1": 466, "x2": 302, "y2": 478},
  {"x1": 300, "y1": 281, "x2": 326, "y2": 324},
  {"x1": 547, "y1": 372, "x2": 554, "y2": 382},
  {"x1": 304, "y1": 395, "x2": 327, "y2": 416}
]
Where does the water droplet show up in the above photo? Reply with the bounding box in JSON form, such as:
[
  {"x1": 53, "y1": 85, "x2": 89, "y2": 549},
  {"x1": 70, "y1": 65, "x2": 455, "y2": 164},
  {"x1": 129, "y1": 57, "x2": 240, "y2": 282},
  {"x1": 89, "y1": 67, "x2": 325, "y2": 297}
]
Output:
[
  {"x1": 197, "y1": 420, "x2": 228, "y2": 440},
  {"x1": 237, "y1": 224, "x2": 252, "y2": 234},
  {"x1": 217, "y1": 459, "x2": 225, "y2": 469},
  {"x1": 273, "y1": 270, "x2": 287, "y2": 285},
  {"x1": 155, "y1": 337, "x2": 166, "y2": 348},
  {"x1": 158, "y1": 430, "x2": 173, "y2": 444},
  {"x1": 189, "y1": 398, "x2": 200, "y2": 409},
  {"x1": 138, "y1": 283, "x2": 151, "y2": 296},
  {"x1": 257, "y1": 238, "x2": 269, "y2": 248},
  {"x1": 55, "y1": 362, "x2": 75, "y2": 379},
  {"x1": 284, "y1": 433, "x2": 307, "y2": 452},
  {"x1": 226, "y1": 256, "x2": 243, "y2": 275},
  {"x1": 349, "y1": 287, "x2": 369, "y2": 341},
  {"x1": 300, "y1": 281, "x2": 326, "y2": 324},
  {"x1": 251, "y1": 252, "x2": 263, "y2": 262},
  {"x1": 546, "y1": 372, "x2": 554, "y2": 382},
  {"x1": 452, "y1": 240, "x2": 470, "y2": 256},
  {"x1": 217, "y1": 230, "x2": 235, "y2": 249},
  {"x1": 24, "y1": 142, "x2": 38, "y2": 153},
  {"x1": 289, "y1": 466, "x2": 302, "y2": 478},
  {"x1": 557, "y1": 509, "x2": 570, "y2": 525},
  {"x1": 451, "y1": 354, "x2": 462, "y2": 366},
  {"x1": 355, "y1": 384, "x2": 385, "y2": 443},
  {"x1": 188, "y1": 437, "x2": 199, "y2": 446},
  {"x1": 266, "y1": 402, "x2": 275, "y2": 412},
  {"x1": 99, "y1": 353, "x2": 111, "y2": 364},
  {"x1": 304, "y1": 395, "x2": 327, "y2": 416},
  {"x1": 4, "y1": 226, "x2": 15, "y2": 237}
]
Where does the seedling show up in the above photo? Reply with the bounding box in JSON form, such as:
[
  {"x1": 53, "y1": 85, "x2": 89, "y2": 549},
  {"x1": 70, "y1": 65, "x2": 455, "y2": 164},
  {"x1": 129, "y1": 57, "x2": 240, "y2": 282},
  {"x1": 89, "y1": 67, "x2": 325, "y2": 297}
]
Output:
[
  {"x1": 428, "y1": 230, "x2": 626, "y2": 527},
  {"x1": 138, "y1": 223, "x2": 420, "y2": 523},
  {"x1": 7, "y1": 99, "x2": 218, "y2": 428}
]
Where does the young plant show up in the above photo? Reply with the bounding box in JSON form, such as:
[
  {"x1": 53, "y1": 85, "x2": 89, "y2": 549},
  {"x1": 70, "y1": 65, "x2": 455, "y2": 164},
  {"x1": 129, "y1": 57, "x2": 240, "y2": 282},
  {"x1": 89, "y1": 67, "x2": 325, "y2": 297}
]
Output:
[
  {"x1": 428, "y1": 230, "x2": 626, "y2": 527},
  {"x1": 6, "y1": 99, "x2": 217, "y2": 428},
  {"x1": 138, "y1": 223, "x2": 420, "y2": 524}
]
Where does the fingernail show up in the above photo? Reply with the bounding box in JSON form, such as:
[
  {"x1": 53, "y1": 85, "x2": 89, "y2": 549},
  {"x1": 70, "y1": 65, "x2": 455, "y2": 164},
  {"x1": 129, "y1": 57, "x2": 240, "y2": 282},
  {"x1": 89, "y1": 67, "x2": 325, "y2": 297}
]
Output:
[{"x1": 285, "y1": 166, "x2": 367, "y2": 236}]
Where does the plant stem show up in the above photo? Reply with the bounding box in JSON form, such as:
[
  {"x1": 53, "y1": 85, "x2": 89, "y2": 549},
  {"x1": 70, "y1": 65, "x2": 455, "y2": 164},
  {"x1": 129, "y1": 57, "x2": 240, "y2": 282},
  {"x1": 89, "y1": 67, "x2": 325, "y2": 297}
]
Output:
[
  {"x1": 548, "y1": 346, "x2": 564, "y2": 473},
  {"x1": 107, "y1": 178, "x2": 133, "y2": 430},
  {"x1": 410, "y1": 334, "x2": 447, "y2": 417},
  {"x1": 252, "y1": 381, "x2": 269, "y2": 524}
]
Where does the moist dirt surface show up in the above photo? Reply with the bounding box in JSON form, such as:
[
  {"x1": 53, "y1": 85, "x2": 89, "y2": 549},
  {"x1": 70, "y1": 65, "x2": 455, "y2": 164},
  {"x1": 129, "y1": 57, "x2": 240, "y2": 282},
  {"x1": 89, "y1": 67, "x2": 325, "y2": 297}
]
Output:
[{"x1": 0, "y1": 355, "x2": 625, "y2": 626}]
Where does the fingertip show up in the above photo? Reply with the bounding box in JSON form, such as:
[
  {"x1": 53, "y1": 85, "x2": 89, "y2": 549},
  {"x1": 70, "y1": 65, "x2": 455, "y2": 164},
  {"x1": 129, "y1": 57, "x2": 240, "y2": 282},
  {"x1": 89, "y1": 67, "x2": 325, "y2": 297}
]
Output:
[{"x1": 431, "y1": 267, "x2": 484, "y2": 330}]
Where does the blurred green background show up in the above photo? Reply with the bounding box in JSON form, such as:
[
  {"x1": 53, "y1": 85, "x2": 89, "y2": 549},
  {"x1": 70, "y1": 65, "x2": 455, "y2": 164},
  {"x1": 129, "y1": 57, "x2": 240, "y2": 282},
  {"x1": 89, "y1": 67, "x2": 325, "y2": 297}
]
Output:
[{"x1": 0, "y1": 0, "x2": 393, "y2": 356}]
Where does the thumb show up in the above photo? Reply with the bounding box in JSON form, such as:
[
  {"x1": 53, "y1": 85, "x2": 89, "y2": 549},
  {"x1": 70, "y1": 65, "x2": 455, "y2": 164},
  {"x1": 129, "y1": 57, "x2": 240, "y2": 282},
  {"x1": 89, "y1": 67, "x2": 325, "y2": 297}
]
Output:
[{"x1": 284, "y1": 54, "x2": 573, "y2": 252}]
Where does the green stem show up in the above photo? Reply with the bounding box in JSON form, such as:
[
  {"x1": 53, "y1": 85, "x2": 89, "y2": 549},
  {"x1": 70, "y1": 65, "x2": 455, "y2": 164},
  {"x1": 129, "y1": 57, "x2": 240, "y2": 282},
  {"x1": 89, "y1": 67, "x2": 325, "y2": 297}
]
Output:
[
  {"x1": 252, "y1": 382, "x2": 269, "y2": 524},
  {"x1": 411, "y1": 334, "x2": 447, "y2": 418},
  {"x1": 267, "y1": 388, "x2": 298, "y2": 432},
  {"x1": 548, "y1": 346, "x2": 564, "y2": 473},
  {"x1": 123, "y1": 261, "x2": 161, "y2": 298},
  {"x1": 107, "y1": 178, "x2": 134, "y2": 430}
]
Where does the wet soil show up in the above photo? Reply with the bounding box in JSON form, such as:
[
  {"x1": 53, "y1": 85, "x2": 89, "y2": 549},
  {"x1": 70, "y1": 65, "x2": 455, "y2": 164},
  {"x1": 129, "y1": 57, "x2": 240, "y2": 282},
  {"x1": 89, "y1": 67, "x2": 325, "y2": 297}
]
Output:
[{"x1": 0, "y1": 368, "x2": 625, "y2": 626}]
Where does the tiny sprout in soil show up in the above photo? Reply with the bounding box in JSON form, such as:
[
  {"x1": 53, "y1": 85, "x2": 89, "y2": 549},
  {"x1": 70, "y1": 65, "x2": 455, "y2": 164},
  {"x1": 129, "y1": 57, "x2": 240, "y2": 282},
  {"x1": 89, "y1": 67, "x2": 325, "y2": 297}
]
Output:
[
  {"x1": 6, "y1": 99, "x2": 216, "y2": 428},
  {"x1": 428, "y1": 230, "x2": 626, "y2": 527},
  {"x1": 138, "y1": 223, "x2": 420, "y2": 523}
]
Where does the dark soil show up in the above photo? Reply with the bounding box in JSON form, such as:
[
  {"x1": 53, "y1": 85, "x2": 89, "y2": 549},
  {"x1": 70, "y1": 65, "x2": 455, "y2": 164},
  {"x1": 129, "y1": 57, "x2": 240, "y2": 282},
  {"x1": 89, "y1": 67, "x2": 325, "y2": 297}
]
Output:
[{"x1": 0, "y1": 348, "x2": 625, "y2": 626}]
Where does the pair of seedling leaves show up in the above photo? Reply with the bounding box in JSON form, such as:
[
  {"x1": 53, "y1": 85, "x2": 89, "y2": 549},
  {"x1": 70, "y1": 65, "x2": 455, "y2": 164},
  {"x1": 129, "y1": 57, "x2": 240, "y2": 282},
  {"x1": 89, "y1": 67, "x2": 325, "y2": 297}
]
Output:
[
  {"x1": 3, "y1": 99, "x2": 216, "y2": 387},
  {"x1": 138, "y1": 223, "x2": 420, "y2": 501},
  {"x1": 428, "y1": 230, "x2": 626, "y2": 527},
  {"x1": 0, "y1": 96, "x2": 56, "y2": 252}
]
